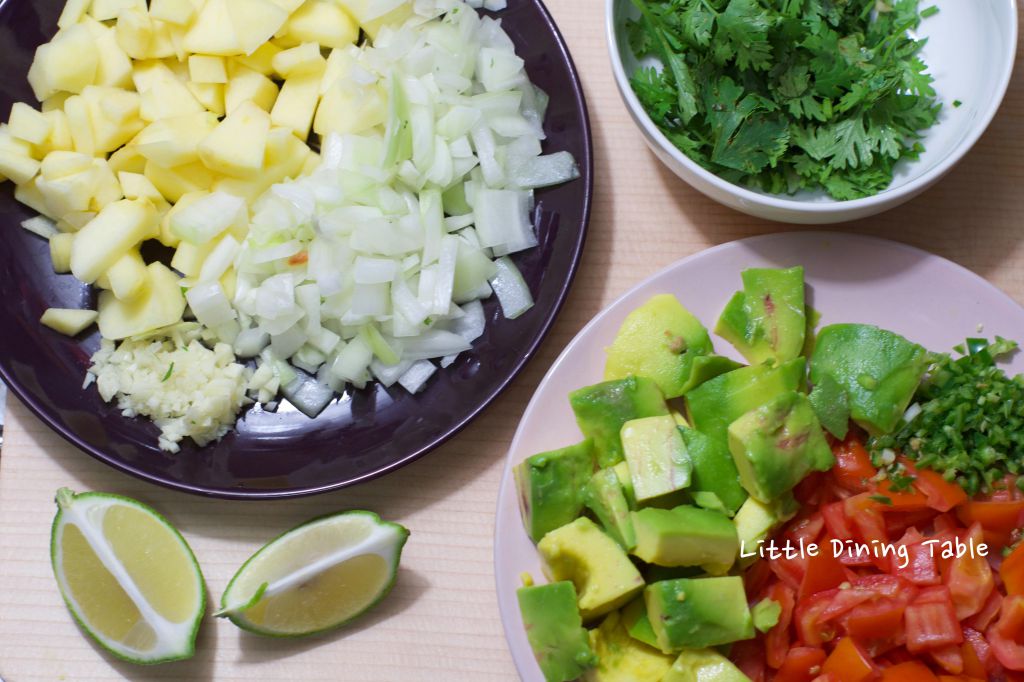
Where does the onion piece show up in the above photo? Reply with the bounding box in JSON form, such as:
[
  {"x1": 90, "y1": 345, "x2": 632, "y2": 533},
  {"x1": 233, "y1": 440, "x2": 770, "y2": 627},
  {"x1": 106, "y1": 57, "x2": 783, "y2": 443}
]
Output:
[{"x1": 489, "y1": 256, "x2": 533, "y2": 319}]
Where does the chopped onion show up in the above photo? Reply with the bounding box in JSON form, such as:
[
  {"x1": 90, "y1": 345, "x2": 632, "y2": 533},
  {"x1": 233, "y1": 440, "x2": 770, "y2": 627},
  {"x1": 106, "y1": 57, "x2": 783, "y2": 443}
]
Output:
[
  {"x1": 186, "y1": 281, "x2": 236, "y2": 328},
  {"x1": 398, "y1": 360, "x2": 437, "y2": 393},
  {"x1": 171, "y1": 192, "x2": 245, "y2": 245},
  {"x1": 281, "y1": 371, "x2": 335, "y2": 418},
  {"x1": 490, "y1": 256, "x2": 533, "y2": 319}
]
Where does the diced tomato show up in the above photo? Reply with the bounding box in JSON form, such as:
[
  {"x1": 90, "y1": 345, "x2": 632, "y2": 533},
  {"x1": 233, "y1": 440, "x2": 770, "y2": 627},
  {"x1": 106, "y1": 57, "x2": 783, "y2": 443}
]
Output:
[
  {"x1": 842, "y1": 597, "x2": 908, "y2": 647},
  {"x1": 771, "y1": 553, "x2": 808, "y2": 591},
  {"x1": 797, "y1": 588, "x2": 841, "y2": 646},
  {"x1": 964, "y1": 589, "x2": 1002, "y2": 632},
  {"x1": 766, "y1": 584, "x2": 796, "y2": 669},
  {"x1": 962, "y1": 627, "x2": 997, "y2": 679},
  {"x1": 1001, "y1": 543, "x2": 1024, "y2": 596},
  {"x1": 929, "y1": 644, "x2": 965, "y2": 674},
  {"x1": 796, "y1": 472, "x2": 830, "y2": 506},
  {"x1": 800, "y1": 538, "x2": 849, "y2": 600},
  {"x1": 810, "y1": 674, "x2": 843, "y2": 682},
  {"x1": 988, "y1": 595, "x2": 1024, "y2": 671},
  {"x1": 730, "y1": 637, "x2": 766, "y2": 682},
  {"x1": 832, "y1": 438, "x2": 876, "y2": 493},
  {"x1": 905, "y1": 587, "x2": 963, "y2": 653},
  {"x1": 745, "y1": 557, "x2": 774, "y2": 597},
  {"x1": 945, "y1": 524, "x2": 995, "y2": 620},
  {"x1": 775, "y1": 647, "x2": 827, "y2": 682},
  {"x1": 905, "y1": 463, "x2": 969, "y2": 512},
  {"x1": 821, "y1": 637, "x2": 878, "y2": 682},
  {"x1": 984, "y1": 475, "x2": 1024, "y2": 502},
  {"x1": 287, "y1": 251, "x2": 308, "y2": 265},
  {"x1": 821, "y1": 575, "x2": 912, "y2": 621},
  {"x1": 875, "y1": 479, "x2": 931, "y2": 511},
  {"x1": 787, "y1": 512, "x2": 827, "y2": 546},
  {"x1": 845, "y1": 495, "x2": 889, "y2": 552},
  {"x1": 880, "y1": 661, "x2": 938, "y2": 682},
  {"x1": 823, "y1": 501, "x2": 856, "y2": 541},
  {"x1": 956, "y1": 500, "x2": 1024, "y2": 548},
  {"x1": 892, "y1": 529, "x2": 941, "y2": 586}
]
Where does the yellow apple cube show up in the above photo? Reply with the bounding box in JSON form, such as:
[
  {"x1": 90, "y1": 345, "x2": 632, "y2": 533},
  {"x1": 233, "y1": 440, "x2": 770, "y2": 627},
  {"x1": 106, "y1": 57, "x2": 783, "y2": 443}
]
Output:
[
  {"x1": 233, "y1": 42, "x2": 281, "y2": 75},
  {"x1": 50, "y1": 233, "x2": 74, "y2": 272},
  {"x1": 89, "y1": 0, "x2": 146, "y2": 21},
  {"x1": 139, "y1": 76, "x2": 206, "y2": 122},
  {"x1": 82, "y1": 86, "x2": 144, "y2": 154},
  {"x1": 144, "y1": 160, "x2": 215, "y2": 202},
  {"x1": 314, "y1": 81, "x2": 386, "y2": 136},
  {"x1": 58, "y1": 211, "x2": 96, "y2": 233},
  {"x1": 188, "y1": 55, "x2": 228, "y2": 84},
  {"x1": 199, "y1": 100, "x2": 271, "y2": 178},
  {"x1": 106, "y1": 250, "x2": 148, "y2": 300},
  {"x1": 14, "y1": 179, "x2": 54, "y2": 218},
  {"x1": 62, "y1": 95, "x2": 96, "y2": 157},
  {"x1": 271, "y1": 42, "x2": 325, "y2": 78},
  {"x1": 225, "y1": 64, "x2": 279, "y2": 113},
  {"x1": 271, "y1": 70, "x2": 323, "y2": 139},
  {"x1": 80, "y1": 16, "x2": 135, "y2": 89},
  {"x1": 186, "y1": 82, "x2": 226, "y2": 116},
  {"x1": 90, "y1": 159, "x2": 125, "y2": 211},
  {"x1": 27, "y1": 24, "x2": 99, "y2": 100},
  {"x1": 57, "y1": 0, "x2": 91, "y2": 28},
  {"x1": 98, "y1": 262, "x2": 186, "y2": 340},
  {"x1": 9, "y1": 103, "x2": 51, "y2": 145},
  {"x1": 133, "y1": 111, "x2": 220, "y2": 167},
  {"x1": 184, "y1": 0, "x2": 243, "y2": 56},
  {"x1": 0, "y1": 148, "x2": 40, "y2": 185},
  {"x1": 39, "y1": 109, "x2": 73, "y2": 155},
  {"x1": 224, "y1": 0, "x2": 289, "y2": 56},
  {"x1": 117, "y1": 171, "x2": 166, "y2": 205},
  {"x1": 284, "y1": 1, "x2": 358, "y2": 49},
  {"x1": 170, "y1": 239, "x2": 216, "y2": 277},
  {"x1": 159, "y1": 190, "x2": 205, "y2": 246},
  {"x1": 71, "y1": 199, "x2": 157, "y2": 283},
  {"x1": 151, "y1": 0, "x2": 196, "y2": 24},
  {"x1": 41, "y1": 308, "x2": 98, "y2": 336},
  {"x1": 320, "y1": 47, "x2": 354, "y2": 95},
  {"x1": 269, "y1": 0, "x2": 304, "y2": 11},
  {"x1": 42, "y1": 92, "x2": 71, "y2": 113},
  {"x1": 41, "y1": 150, "x2": 94, "y2": 180},
  {"x1": 108, "y1": 145, "x2": 148, "y2": 175},
  {"x1": 37, "y1": 168, "x2": 98, "y2": 216},
  {"x1": 114, "y1": 8, "x2": 155, "y2": 60}
]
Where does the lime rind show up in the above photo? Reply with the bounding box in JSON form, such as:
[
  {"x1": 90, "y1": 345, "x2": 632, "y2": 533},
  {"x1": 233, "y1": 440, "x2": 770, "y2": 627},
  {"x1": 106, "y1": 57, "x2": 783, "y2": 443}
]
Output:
[
  {"x1": 50, "y1": 488, "x2": 207, "y2": 665},
  {"x1": 218, "y1": 510, "x2": 410, "y2": 638}
]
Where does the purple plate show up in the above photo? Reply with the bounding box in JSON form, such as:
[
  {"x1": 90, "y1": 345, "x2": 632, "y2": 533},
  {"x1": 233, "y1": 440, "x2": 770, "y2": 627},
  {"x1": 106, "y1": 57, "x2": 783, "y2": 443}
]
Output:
[{"x1": 0, "y1": 0, "x2": 592, "y2": 499}]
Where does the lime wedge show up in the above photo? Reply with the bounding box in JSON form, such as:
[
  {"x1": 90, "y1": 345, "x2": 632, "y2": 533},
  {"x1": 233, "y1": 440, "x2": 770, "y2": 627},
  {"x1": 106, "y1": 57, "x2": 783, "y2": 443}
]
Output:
[
  {"x1": 217, "y1": 510, "x2": 409, "y2": 637},
  {"x1": 50, "y1": 488, "x2": 206, "y2": 664}
]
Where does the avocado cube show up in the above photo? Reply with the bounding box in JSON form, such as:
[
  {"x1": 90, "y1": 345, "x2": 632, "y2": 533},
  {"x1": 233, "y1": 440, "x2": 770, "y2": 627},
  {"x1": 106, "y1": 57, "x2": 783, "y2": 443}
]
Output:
[
  {"x1": 644, "y1": 577, "x2": 754, "y2": 652},
  {"x1": 680, "y1": 354, "x2": 744, "y2": 394},
  {"x1": 662, "y1": 648, "x2": 751, "y2": 682},
  {"x1": 515, "y1": 440, "x2": 595, "y2": 544},
  {"x1": 538, "y1": 517, "x2": 645, "y2": 622},
  {"x1": 612, "y1": 461, "x2": 637, "y2": 508},
  {"x1": 715, "y1": 266, "x2": 806, "y2": 366},
  {"x1": 621, "y1": 415, "x2": 693, "y2": 503},
  {"x1": 631, "y1": 506, "x2": 738, "y2": 568},
  {"x1": 570, "y1": 377, "x2": 670, "y2": 468},
  {"x1": 733, "y1": 493, "x2": 798, "y2": 568},
  {"x1": 604, "y1": 294, "x2": 714, "y2": 399},
  {"x1": 810, "y1": 323, "x2": 928, "y2": 434},
  {"x1": 678, "y1": 427, "x2": 748, "y2": 516},
  {"x1": 808, "y1": 373, "x2": 851, "y2": 439},
  {"x1": 621, "y1": 597, "x2": 660, "y2": 649},
  {"x1": 727, "y1": 391, "x2": 834, "y2": 502},
  {"x1": 517, "y1": 581, "x2": 598, "y2": 682},
  {"x1": 584, "y1": 468, "x2": 637, "y2": 551},
  {"x1": 585, "y1": 610, "x2": 675, "y2": 682}
]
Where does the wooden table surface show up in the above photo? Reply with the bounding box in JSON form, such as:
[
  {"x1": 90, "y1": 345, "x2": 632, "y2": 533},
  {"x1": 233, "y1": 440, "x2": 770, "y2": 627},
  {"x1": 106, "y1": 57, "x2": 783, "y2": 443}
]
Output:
[{"x1": 3, "y1": 2, "x2": 1024, "y2": 680}]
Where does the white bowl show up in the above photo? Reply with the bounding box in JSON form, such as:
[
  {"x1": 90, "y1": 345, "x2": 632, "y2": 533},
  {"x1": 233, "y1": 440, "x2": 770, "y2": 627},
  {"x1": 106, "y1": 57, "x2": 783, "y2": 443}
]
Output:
[{"x1": 606, "y1": 0, "x2": 1018, "y2": 224}]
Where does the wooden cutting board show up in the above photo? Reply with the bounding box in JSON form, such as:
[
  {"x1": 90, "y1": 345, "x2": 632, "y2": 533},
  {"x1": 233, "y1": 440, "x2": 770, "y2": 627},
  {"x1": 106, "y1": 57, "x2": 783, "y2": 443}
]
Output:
[{"x1": 3, "y1": 1, "x2": 1024, "y2": 679}]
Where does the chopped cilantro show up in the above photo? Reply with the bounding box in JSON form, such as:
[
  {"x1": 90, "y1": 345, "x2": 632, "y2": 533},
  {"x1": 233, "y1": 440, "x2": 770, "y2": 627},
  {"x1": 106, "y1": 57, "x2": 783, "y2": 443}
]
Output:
[
  {"x1": 162, "y1": 362, "x2": 174, "y2": 382},
  {"x1": 626, "y1": 0, "x2": 942, "y2": 199},
  {"x1": 869, "y1": 494, "x2": 893, "y2": 505},
  {"x1": 953, "y1": 99, "x2": 962, "y2": 108}
]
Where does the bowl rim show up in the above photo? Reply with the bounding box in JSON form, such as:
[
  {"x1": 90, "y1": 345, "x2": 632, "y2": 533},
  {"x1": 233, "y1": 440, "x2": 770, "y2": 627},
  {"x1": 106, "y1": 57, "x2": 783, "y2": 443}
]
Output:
[
  {"x1": 0, "y1": 0, "x2": 595, "y2": 500},
  {"x1": 604, "y1": 0, "x2": 1019, "y2": 214}
]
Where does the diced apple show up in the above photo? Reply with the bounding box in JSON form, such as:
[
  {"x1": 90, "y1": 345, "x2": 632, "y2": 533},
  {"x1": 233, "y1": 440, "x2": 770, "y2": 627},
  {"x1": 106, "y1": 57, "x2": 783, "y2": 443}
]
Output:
[
  {"x1": 188, "y1": 55, "x2": 228, "y2": 83},
  {"x1": 118, "y1": 171, "x2": 167, "y2": 206},
  {"x1": 300, "y1": 150, "x2": 320, "y2": 175},
  {"x1": 159, "y1": 190, "x2": 205, "y2": 246},
  {"x1": 146, "y1": 21, "x2": 182, "y2": 61},
  {"x1": 41, "y1": 150, "x2": 94, "y2": 180},
  {"x1": 39, "y1": 109, "x2": 73, "y2": 155},
  {"x1": 139, "y1": 75, "x2": 206, "y2": 122},
  {"x1": 186, "y1": 82, "x2": 226, "y2": 116},
  {"x1": 80, "y1": 16, "x2": 134, "y2": 89},
  {"x1": 150, "y1": 0, "x2": 196, "y2": 25},
  {"x1": 62, "y1": 95, "x2": 95, "y2": 157},
  {"x1": 57, "y1": 0, "x2": 91, "y2": 28},
  {"x1": 106, "y1": 250, "x2": 148, "y2": 300},
  {"x1": 359, "y1": 3, "x2": 415, "y2": 40},
  {"x1": 233, "y1": 41, "x2": 281, "y2": 75},
  {"x1": 71, "y1": 199, "x2": 157, "y2": 283},
  {"x1": 115, "y1": 8, "x2": 155, "y2": 60},
  {"x1": 36, "y1": 167, "x2": 98, "y2": 216},
  {"x1": 98, "y1": 262, "x2": 186, "y2": 340},
  {"x1": 224, "y1": 0, "x2": 289, "y2": 56},
  {"x1": 58, "y1": 211, "x2": 96, "y2": 233},
  {"x1": 268, "y1": 0, "x2": 304, "y2": 11},
  {"x1": 0, "y1": 148, "x2": 40, "y2": 184},
  {"x1": 314, "y1": 81, "x2": 385, "y2": 136},
  {"x1": 41, "y1": 308, "x2": 98, "y2": 336},
  {"x1": 225, "y1": 63, "x2": 279, "y2": 113},
  {"x1": 132, "y1": 59, "x2": 173, "y2": 93},
  {"x1": 90, "y1": 159, "x2": 125, "y2": 211},
  {"x1": 170, "y1": 239, "x2": 216, "y2": 277},
  {"x1": 319, "y1": 47, "x2": 354, "y2": 95},
  {"x1": 271, "y1": 42, "x2": 325, "y2": 78},
  {"x1": 144, "y1": 160, "x2": 215, "y2": 202},
  {"x1": 199, "y1": 100, "x2": 270, "y2": 178},
  {"x1": 50, "y1": 233, "x2": 74, "y2": 272},
  {"x1": 9, "y1": 103, "x2": 51, "y2": 145},
  {"x1": 184, "y1": 0, "x2": 243, "y2": 56},
  {"x1": 271, "y1": 69, "x2": 323, "y2": 139},
  {"x1": 89, "y1": 0, "x2": 146, "y2": 21},
  {"x1": 283, "y1": 0, "x2": 358, "y2": 49},
  {"x1": 81, "y1": 86, "x2": 144, "y2": 154},
  {"x1": 14, "y1": 179, "x2": 55, "y2": 218},
  {"x1": 109, "y1": 145, "x2": 148, "y2": 175},
  {"x1": 42, "y1": 92, "x2": 72, "y2": 113},
  {"x1": 133, "y1": 111, "x2": 220, "y2": 167},
  {"x1": 27, "y1": 24, "x2": 99, "y2": 100}
]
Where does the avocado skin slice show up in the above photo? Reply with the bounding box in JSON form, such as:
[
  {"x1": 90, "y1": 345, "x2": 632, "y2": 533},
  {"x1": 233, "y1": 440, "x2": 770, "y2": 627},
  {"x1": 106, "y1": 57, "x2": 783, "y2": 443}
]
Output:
[
  {"x1": 570, "y1": 376, "x2": 670, "y2": 468},
  {"x1": 515, "y1": 441, "x2": 595, "y2": 544},
  {"x1": 584, "y1": 468, "x2": 637, "y2": 551},
  {"x1": 662, "y1": 648, "x2": 751, "y2": 682},
  {"x1": 644, "y1": 576, "x2": 754, "y2": 652},
  {"x1": 727, "y1": 391, "x2": 834, "y2": 502},
  {"x1": 810, "y1": 323, "x2": 928, "y2": 435},
  {"x1": 517, "y1": 581, "x2": 598, "y2": 682},
  {"x1": 604, "y1": 294, "x2": 714, "y2": 399},
  {"x1": 715, "y1": 266, "x2": 806, "y2": 366}
]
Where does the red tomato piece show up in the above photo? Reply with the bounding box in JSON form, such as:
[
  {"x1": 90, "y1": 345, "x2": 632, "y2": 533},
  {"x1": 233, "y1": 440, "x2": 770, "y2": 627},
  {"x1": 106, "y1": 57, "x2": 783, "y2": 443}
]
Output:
[
  {"x1": 892, "y1": 529, "x2": 941, "y2": 586},
  {"x1": 771, "y1": 554, "x2": 808, "y2": 591},
  {"x1": 880, "y1": 661, "x2": 938, "y2": 682},
  {"x1": 945, "y1": 524, "x2": 995, "y2": 620},
  {"x1": 1002, "y1": 543, "x2": 1024, "y2": 597},
  {"x1": 842, "y1": 596, "x2": 910, "y2": 647},
  {"x1": 844, "y1": 495, "x2": 890, "y2": 569},
  {"x1": 823, "y1": 501, "x2": 856, "y2": 541},
  {"x1": 765, "y1": 583, "x2": 796, "y2": 669},
  {"x1": 908, "y1": 465, "x2": 968, "y2": 512},
  {"x1": 905, "y1": 587, "x2": 963, "y2": 653},
  {"x1": 800, "y1": 537, "x2": 849, "y2": 600},
  {"x1": 832, "y1": 438, "x2": 876, "y2": 493},
  {"x1": 810, "y1": 674, "x2": 843, "y2": 682},
  {"x1": 961, "y1": 628, "x2": 996, "y2": 679},
  {"x1": 821, "y1": 637, "x2": 878, "y2": 682},
  {"x1": 956, "y1": 500, "x2": 1024, "y2": 548},
  {"x1": 929, "y1": 644, "x2": 965, "y2": 674},
  {"x1": 787, "y1": 512, "x2": 827, "y2": 546},
  {"x1": 988, "y1": 595, "x2": 1024, "y2": 671},
  {"x1": 965, "y1": 589, "x2": 1002, "y2": 632},
  {"x1": 730, "y1": 637, "x2": 766, "y2": 682},
  {"x1": 797, "y1": 588, "x2": 841, "y2": 646},
  {"x1": 775, "y1": 647, "x2": 828, "y2": 682},
  {"x1": 821, "y1": 575, "x2": 912, "y2": 621}
]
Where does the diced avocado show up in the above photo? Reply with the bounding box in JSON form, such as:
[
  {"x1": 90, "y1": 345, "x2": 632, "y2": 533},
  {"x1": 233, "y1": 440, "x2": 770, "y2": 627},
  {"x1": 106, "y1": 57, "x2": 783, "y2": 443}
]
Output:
[
  {"x1": 570, "y1": 377, "x2": 670, "y2": 468},
  {"x1": 733, "y1": 493, "x2": 798, "y2": 568},
  {"x1": 691, "y1": 491, "x2": 728, "y2": 514},
  {"x1": 715, "y1": 266, "x2": 806, "y2": 366},
  {"x1": 678, "y1": 427, "x2": 748, "y2": 516},
  {"x1": 631, "y1": 506, "x2": 737, "y2": 569},
  {"x1": 518, "y1": 581, "x2": 598, "y2": 682},
  {"x1": 644, "y1": 577, "x2": 754, "y2": 652},
  {"x1": 538, "y1": 517, "x2": 645, "y2": 622},
  {"x1": 680, "y1": 355, "x2": 744, "y2": 394},
  {"x1": 727, "y1": 391, "x2": 834, "y2": 502},
  {"x1": 515, "y1": 441, "x2": 595, "y2": 544},
  {"x1": 662, "y1": 648, "x2": 752, "y2": 682},
  {"x1": 621, "y1": 597, "x2": 660, "y2": 649},
  {"x1": 685, "y1": 359, "x2": 806, "y2": 444},
  {"x1": 612, "y1": 462, "x2": 637, "y2": 508},
  {"x1": 584, "y1": 610, "x2": 675, "y2": 682},
  {"x1": 621, "y1": 415, "x2": 693, "y2": 503},
  {"x1": 808, "y1": 373, "x2": 850, "y2": 439},
  {"x1": 584, "y1": 468, "x2": 637, "y2": 551},
  {"x1": 810, "y1": 323, "x2": 928, "y2": 435},
  {"x1": 604, "y1": 294, "x2": 714, "y2": 399},
  {"x1": 751, "y1": 598, "x2": 782, "y2": 632}
]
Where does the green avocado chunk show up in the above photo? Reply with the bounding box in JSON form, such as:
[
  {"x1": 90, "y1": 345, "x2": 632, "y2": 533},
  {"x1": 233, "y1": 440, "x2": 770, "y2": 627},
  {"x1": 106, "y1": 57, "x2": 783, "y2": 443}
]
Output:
[
  {"x1": 810, "y1": 323, "x2": 928, "y2": 435},
  {"x1": 621, "y1": 415, "x2": 693, "y2": 503},
  {"x1": 584, "y1": 468, "x2": 637, "y2": 551},
  {"x1": 585, "y1": 610, "x2": 675, "y2": 682},
  {"x1": 644, "y1": 576, "x2": 754, "y2": 653},
  {"x1": 678, "y1": 427, "x2": 748, "y2": 516},
  {"x1": 662, "y1": 648, "x2": 752, "y2": 682},
  {"x1": 631, "y1": 506, "x2": 738, "y2": 569},
  {"x1": 715, "y1": 266, "x2": 806, "y2": 366},
  {"x1": 680, "y1": 355, "x2": 745, "y2": 394},
  {"x1": 538, "y1": 517, "x2": 645, "y2": 622},
  {"x1": 621, "y1": 597, "x2": 661, "y2": 649},
  {"x1": 515, "y1": 441, "x2": 595, "y2": 544},
  {"x1": 570, "y1": 377, "x2": 670, "y2": 468},
  {"x1": 517, "y1": 581, "x2": 598, "y2": 682},
  {"x1": 733, "y1": 493, "x2": 798, "y2": 568},
  {"x1": 612, "y1": 461, "x2": 637, "y2": 508},
  {"x1": 604, "y1": 294, "x2": 714, "y2": 399},
  {"x1": 808, "y1": 373, "x2": 851, "y2": 440},
  {"x1": 727, "y1": 391, "x2": 834, "y2": 502}
]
